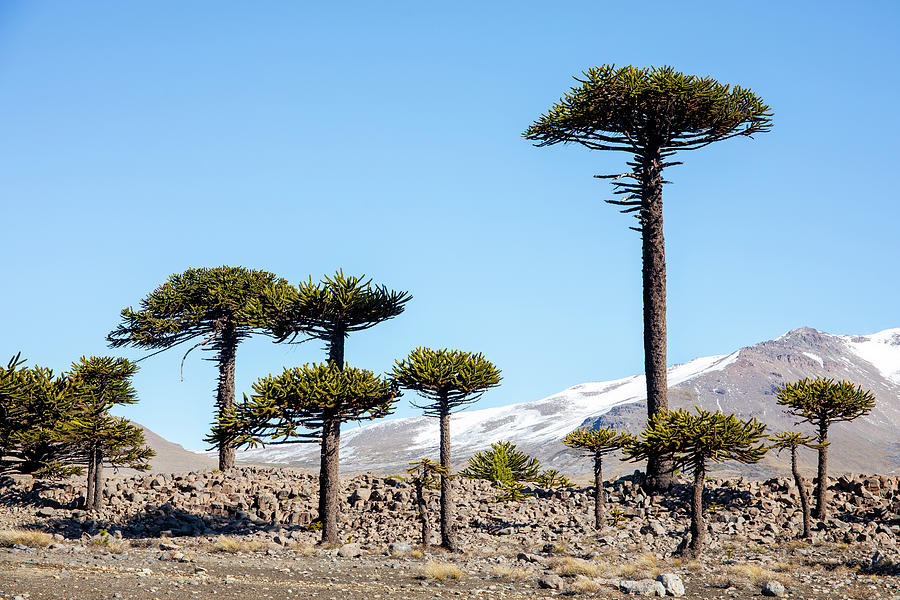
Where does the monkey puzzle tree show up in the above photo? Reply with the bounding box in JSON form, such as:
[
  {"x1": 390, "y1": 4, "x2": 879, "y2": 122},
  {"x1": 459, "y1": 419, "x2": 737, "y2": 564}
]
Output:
[
  {"x1": 266, "y1": 270, "x2": 410, "y2": 523},
  {"x1": 0, "y1": 356, "x2": 83, "y2": 476},
  {"x1": 107, "y1": 266, "x2": 291, "y2": 470},
  {"x1": 63, "y1": 356, "x2": 154, "y2": 511},
  {"x1": 524, "y1": 65, "x2": 773, "y2": 491},
  {"x1": 776, "y1": 378, "x2": 875, "y2": 520},
  {"x1": 769, "y1": 431, "x2": 822, "y2": 539},
  {"x1": 624, "y1": 408, "x2": 767, "y2": 557},
  {"x1": 407, "y1": 458, "x2": 447, "y2": 549},
  {"x1": 212, "y1": 362, "x2": 396, "y2": 544},
  {"x1": 563, "y1": 426, "x2": 627, "y2": 529},
  {"x1": 392, "y1": 348, "x2": 501, "y2": 551}
]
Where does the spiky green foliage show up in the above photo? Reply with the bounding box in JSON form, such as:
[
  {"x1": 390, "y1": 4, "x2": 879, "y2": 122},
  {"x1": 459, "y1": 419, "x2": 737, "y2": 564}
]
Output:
[
  {"x1": 535, "y1": 469, "x2": 574, "y2": 489},
  {"x1": 769, "y1": 431, "x2": 821, "y2": 452},
  {"x1": 211, "y1": 362, "x2": 397, "y2": 447},
  {"x1": 563, "y1": 426, "x2": 626, "y2": 458},
  {"x1": 407, "y1": 458, "x2": 448, "y2": 489},
  {"x1": 776, "y1": 378, "x2": 876, "y2": 429},
  {"x1": 267, "y1": 270, "x2": 411, "y2": 363},
  {"x1": 524, "y1": 65, "x2": 773, "y2": 154},
  {"x1": 625, "y1": 408, "x2": 768, "y2": 473},
  {"x1": 0, "y1": 356, "x2": 83, "y2": 477},
  {"x1": 107, "y1": 266, "x2": 291, "y2": 469},
  {"x1": 108, "y1": 266, "x2": 289, "y2": 350},
  {"x1": 460, "y1": 441, "x2": 541, "y2": 483},
  {"x1": 392, "y1": 347, "x2": 501, "y2": 416},
  {"x1": 63, "y1": 357, "x2": 154, "y2": 510}
]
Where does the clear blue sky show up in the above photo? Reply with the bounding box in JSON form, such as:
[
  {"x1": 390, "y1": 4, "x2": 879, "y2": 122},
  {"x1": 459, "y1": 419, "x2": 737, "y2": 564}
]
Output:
[{"x1": 2, "y1": 1, "x2": 898, "y2": 450}]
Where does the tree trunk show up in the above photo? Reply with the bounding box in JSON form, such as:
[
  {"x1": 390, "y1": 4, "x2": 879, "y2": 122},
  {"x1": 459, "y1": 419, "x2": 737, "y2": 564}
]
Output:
[
  {"x1": 215, "y1": 324, "x2": 238, "y2": 471},
  {"x1": 791, "y1": 447, "x2": 811, "y2": 539},
  {"x1": 438, "y1": 405, "x2": 457, "y2": 551},
  {"x1": 414, "y1": 478, "x2": 430, "y2": 549},
  {"x1": 90, "y1": 446, "x2": 104, "y2": 512},
  {"x1": 640, "y1": 146, "x2": 673, "y2": 492},
  {"x1": 593, "y1": 452, "x2": 604, "y2": 530},
  {"x1": 318, "y1": 417, "x2": 341, "y2": 545},
  {"x1": 814, "y1": 424, "x2": 829, "y2": 520},
  {"x1": 686, "y1": 460, "x2": 705, "y2": 557},
  {"x1": 317, "y1": 327, "x2": 346, "y2": 525},
  {"x1": 85, "y1": 445, "x2": 97, "y2": 510}
]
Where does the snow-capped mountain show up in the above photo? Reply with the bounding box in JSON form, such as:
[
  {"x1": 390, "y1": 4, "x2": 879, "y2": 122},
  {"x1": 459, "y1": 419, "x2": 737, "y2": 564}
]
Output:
[{"x1": 236, "y1": 327, "x2": 900, "y2": 477}]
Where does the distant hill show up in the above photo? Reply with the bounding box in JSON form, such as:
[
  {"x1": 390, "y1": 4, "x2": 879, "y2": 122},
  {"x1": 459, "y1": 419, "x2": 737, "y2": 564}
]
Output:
[
  {"x1": 133, "y1": 423, "x2": 216, "y2": 474},
  {"x1": 229, "y1": 327, "x2": 900, "y2": 479}
]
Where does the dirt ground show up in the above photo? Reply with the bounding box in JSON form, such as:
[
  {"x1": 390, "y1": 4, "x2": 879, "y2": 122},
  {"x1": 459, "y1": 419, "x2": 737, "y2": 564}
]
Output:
[{"x1": 2, "y1": 539, "x2": 899, "y2": 600}]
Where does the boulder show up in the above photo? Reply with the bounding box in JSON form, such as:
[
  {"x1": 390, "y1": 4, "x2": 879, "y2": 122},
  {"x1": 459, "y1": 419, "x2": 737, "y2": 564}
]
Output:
[
  {"x1": 656, "y1": 573, "x2": 685, "y2": 597},
  {"x1": 619, "y1": 579, "x2": 666, "y2": 596}
]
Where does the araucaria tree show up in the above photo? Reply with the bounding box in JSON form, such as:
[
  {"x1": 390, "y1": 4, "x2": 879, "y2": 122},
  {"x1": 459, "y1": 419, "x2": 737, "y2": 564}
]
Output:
[
  {"x1": 776, "y1": 378, "x2": 876, "y2": 520},
  {"x1": 107, "y1": 266, "x2": 290, "y2": 470},
  {"x1": 64, "y1": 356, "x2": 154, "y2": 512},
  {"x1": 266, "y1": 271, "x2": 410, "y2": 525},
  {"x1": 392, "y1": 348, "x2": 501, "y2": 551},
  {"x1": 524, "y1": 65, "x2": 772, "y2": 490},
  {"x1": 769, "y1": 431, "x2": 821, "y2": 539},
  {"x1": 212, "y1": 363, "x2": 396, "y2": 544},
  {"x1": 563, "y1": 426, "x2": 627, "y2": 529},
  {"x1": 625, "y1": 408, "x2": 767, "y2": 557}
]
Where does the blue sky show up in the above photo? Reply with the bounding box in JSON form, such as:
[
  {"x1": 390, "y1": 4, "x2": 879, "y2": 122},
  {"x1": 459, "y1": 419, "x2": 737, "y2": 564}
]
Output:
[{"x1": 2, "y1": 1, "x2": 898, "y2": 450}]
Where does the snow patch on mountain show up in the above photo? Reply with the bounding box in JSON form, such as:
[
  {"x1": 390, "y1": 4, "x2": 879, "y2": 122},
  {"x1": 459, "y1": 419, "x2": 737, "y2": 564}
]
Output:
[{"x1": 842, "y1": 328, "x2": 900, "y2": 383}]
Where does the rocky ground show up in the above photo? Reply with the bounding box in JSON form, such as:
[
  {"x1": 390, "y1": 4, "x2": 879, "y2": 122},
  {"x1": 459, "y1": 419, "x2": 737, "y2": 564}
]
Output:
[{"x1": 1, "y1": 468, "x2": 898, "y2": 599}]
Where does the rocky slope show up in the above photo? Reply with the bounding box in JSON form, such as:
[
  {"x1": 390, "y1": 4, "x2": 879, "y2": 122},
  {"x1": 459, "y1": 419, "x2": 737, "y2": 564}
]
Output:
[{"x1": 234, "y1": 327, "x2": 900, "y2": 477}]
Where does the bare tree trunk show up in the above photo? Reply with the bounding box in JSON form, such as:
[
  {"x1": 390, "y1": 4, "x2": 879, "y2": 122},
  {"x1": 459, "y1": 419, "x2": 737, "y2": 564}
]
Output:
[
  {"x1": 686, "y1": 461, "x2": 705, "y2": 557},
  {"x1": 90, "y1": 447, "x2": 104, "y2": 512},
  {"x1": 814, "y1": 424, "x2": 829, "y2": 520},
  {"x1": 414, "y1": 478, "x2": 430, "y2": 548},
  {"x1": 438, "y1": 405, "x2": 457, "y2": 551},
  {"x1": 85, "y1": 445, "x2": 96, "y2": 510},
  {"x1": 215, "y1": 324, "x2": 238, "y2": 471},
  {"x1": 318, "y1": 327, "x2": 346, "y2": 526},
  {"x1": 319, "y1": 417, "x2": 341, "y2": 545},
  {"x1": 640, "y1": 146, "x2": 673, "y2": 492},
  {"x1": 791, "y1": 447, "x2": 811, "y2": 538},
  {"x1": 593, "y1": 452, "x2": 604, "y2": 530}
]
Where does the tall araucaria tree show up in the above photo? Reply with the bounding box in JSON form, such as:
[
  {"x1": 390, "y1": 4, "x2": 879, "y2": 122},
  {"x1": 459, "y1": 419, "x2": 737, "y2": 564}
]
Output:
[
  {"x1": 392, "y1": 347, "x2": 501, "y2": 551},
  {"x1": 266, "y1": 270, "x2": 410, "y2": 523},
  {"x1": 562, "y1": 426, "x2": 627, "y2": 530},
  {"x1": 64, "y1": 356, "x2": 154, "y2": 512},
  {"x1": 107, "y1": 266, "x2": 291, "y2": 470},
  {"x1": 524, "y1": 65, "x2": 773, "y2": 491},
  {"x1": 776, "y1": 378, "x2": 875, "y2": 520},
  {"x1": 624, "y1": 408, "x2": 767, "y2": 557},
  {"x1": 211, "y1": 363, "x2": 396, "y2": 544}
]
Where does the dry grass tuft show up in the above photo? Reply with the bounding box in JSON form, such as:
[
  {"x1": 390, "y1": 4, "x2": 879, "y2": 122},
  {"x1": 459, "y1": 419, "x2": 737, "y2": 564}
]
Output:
[
  {"x1": 569, "y1": 575, "x2": 616, "y2": 596},
  {"x1": 0, "y1": 528, "x2": 54, "y2": 548},
  {"x1": 549, "y1": 556, "x2": 610, "y2": 578},
  {"x1": 490, "y1": 565, "x2": 529, "y2": 581},
  {"x1": 207, "y1": 535, "x2": 263, "y2": 554},
  {"x1": 671, "y1": 557, "x2": 702, "y2": 571},
  {"x1": 723, "y1": 563, "x2": 787, "y2": 587},
  {"x1": 616, "y1": 552, "x2": 659, "y2": 580},
  {"x1": 408, "y1": 548, "x2": 424, "y2": 559},
  {"x1": 422, "y1": 561, "x2": 463, "y2": 581}
]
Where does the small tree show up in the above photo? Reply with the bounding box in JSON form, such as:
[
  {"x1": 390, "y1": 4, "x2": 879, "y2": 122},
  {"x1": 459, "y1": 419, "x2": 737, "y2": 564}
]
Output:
[
  {"x1": 563, "y1": 426, "x2": 627, "y2": 529},
  {"x1": 213, "y1": 362, "x2": 396, "y2": 544},
  {"x1": 776, "y1": 378, "x2": 875, "y2": 520},
  {"x1": 624, "y1": 408, "x2": 768, "y2": 557},
  {"x1": 107, "y1": 266, "x2": 291, "y2": 470},
  {"x1": 769, "y1": 432, "x2": 822, "y2": 539},
  {"x1": 460, "y1": 440, "x2": 541, "y2": 483},
  {"x1": 406, "y1": 458, "x2": 447, "y2": 549},
  {"x1": 63, "y1": 356, "x2": 154, "y2": 511},
  {"x1": 524, "y1": 65, "x2": 773, "y2": 491},
  {"x1": 0, "y1": 356, "x2": 83, "y2": 477},
  {"x1": 266, "y1": 270, "x2": 410, "y2": 523},
  {"x1": 392, "y1": 347, "x2": 501, "y2": 551}
]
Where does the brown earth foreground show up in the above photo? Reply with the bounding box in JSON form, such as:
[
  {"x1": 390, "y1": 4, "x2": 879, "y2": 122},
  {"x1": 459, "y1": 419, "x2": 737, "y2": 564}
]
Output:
[{"x1": 0, "y1": 468, "x2": 898, "y2": 599}]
